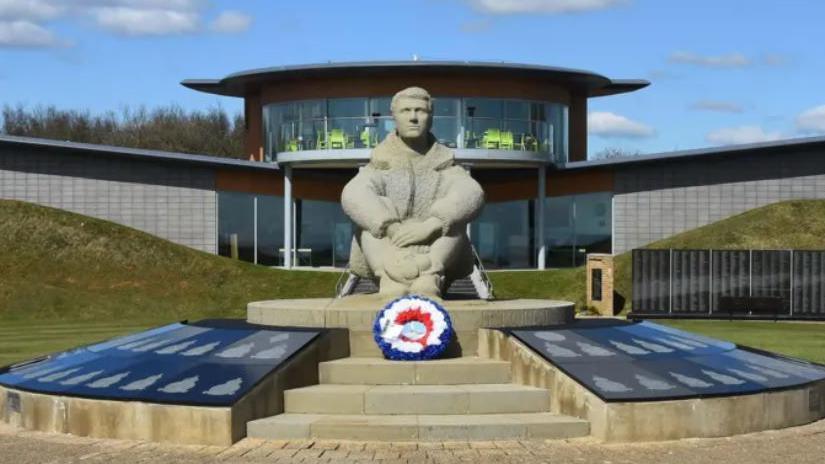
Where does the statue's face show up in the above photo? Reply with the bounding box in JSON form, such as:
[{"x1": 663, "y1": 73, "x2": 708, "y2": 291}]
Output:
[{"x1": 392, "y1": 97, "x2": 431, "y2": 140}]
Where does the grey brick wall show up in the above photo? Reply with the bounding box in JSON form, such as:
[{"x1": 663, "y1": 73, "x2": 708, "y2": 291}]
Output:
[
  {"x1": 0, "y1": 145, "x2": 217, "y2": 253},
  {"x1": 613, "y1": 149, "x2": 825, "y2": 254}
]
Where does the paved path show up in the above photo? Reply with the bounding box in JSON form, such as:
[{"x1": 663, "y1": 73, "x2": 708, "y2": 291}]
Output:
[{"x1": 2, "y1": 419, "x2": 825, "y2": 464}]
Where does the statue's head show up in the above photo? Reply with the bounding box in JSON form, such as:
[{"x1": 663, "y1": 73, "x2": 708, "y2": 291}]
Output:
[{"x1": 391, "y1": 87, "x2": 433, "y2": 142}]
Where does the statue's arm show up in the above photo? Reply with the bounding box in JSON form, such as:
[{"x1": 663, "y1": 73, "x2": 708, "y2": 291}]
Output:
[
  {"x1": 341, "y1": 167, "x2": 398, "y2": 238},
  {"x1": 428, "y1": 166, "x2": 485, "y2": 235}
]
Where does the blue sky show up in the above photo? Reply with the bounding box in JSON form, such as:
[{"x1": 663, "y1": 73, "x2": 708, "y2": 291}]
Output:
[{"x1": 1, "y1": 0, "x2": 824, "y2": 157}]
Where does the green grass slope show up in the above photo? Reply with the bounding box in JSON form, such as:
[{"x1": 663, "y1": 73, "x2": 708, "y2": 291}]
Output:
[
  {"x1": 0, "y1": 200, "x2": 339, "y2": 322},
  {"x1": 491, "y1": 200, "x2": 825, "y2": 313}
]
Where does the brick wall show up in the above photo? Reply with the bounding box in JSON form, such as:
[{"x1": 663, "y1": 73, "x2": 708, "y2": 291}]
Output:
[
  {"x1": 0, "y1": 145, "x2": 217, "y2": 253},
  {"x1": 613, "y1": 149, "x2": 825, "y2": 254}
]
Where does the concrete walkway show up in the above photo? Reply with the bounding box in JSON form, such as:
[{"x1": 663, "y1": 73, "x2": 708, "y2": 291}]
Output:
[{"x1": 2, "y1": 419, "x2": 825, "y2": 464}]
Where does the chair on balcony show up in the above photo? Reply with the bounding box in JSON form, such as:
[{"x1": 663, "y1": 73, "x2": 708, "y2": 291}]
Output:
[
  {"x1": 499, "y1": 131, "x2": 514, "y2": 150},
  {"x1": 329, "y1": 129, "x2": 347, "y2": 149},
  {"x1": 360, "y1": 128, "x2": 376, "y2": 148},
  {"x1": 286, "y1": 139, "x2": 300, "y2": 152},
  {"x1": 481, "y1": 128, "x2": 501, "y2": 149},
  {"x1": 316, "y1": 132, "x2": 327, "y2": 149}
]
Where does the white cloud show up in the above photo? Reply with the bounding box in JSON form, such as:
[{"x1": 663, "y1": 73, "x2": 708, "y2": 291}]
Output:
[
  {"x1": 92, "y1": 7, "x2": 198, "y2": 35},
  {"x1": 0, "y1": 0, "x2": 244, "y2": 42},
  {"x1": 669, "y1": 51, "x2": 751, "y2": 68},
  {"x1": 0, "y1": 0, "x2": 63, "y2": 20},
  {"x1": 689, "y1": 100, "x2": 744, "y2": 113},
  {"x1": 706, "y1": 126, "x2": 782, "y2": 146},
  {"x1": 209, "y1": 10, "x2": 251, "y2": 34},
  {"x1": 588, "y1": 111, "x2": 655, "y2": 138},
  {"x1": 796, "y1": 105, "x2": 825, "y2": 134},
  {"x1": 0, "y1": 19, "x2": 57, "y2": 47},
  {"x1": 467, "y1": 0, "x2": 624, "y2": 14}
]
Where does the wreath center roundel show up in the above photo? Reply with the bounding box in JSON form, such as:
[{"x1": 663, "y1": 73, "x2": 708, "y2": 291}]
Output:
[{"x1": 373, "y1": 295, "x2": 453, "y2": 361}]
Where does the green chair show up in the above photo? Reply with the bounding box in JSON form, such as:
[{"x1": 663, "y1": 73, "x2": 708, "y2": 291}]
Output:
[
  {"x1": 286, "y1": 139, "x2": 300, "y2": 152},
  {"x1": 329, "y1": 129, "x2": 346, "y2": 149},
  {"x1": 481, "y1": 128, "x2": 501, "y2": 149},
  {"x1": 316, "y1": 131, "x2": 327, "y2": 149},
  {"x1": 500, "y1": 131, "x2": 514, "y2": 150}
]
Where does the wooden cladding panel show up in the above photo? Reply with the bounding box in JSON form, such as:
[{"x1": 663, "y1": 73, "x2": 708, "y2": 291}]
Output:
[
  {"x1": 215, "y1": 167, "x2": 613, "y2": 203},
  {"x1": 216, "y1": 169, "x2": 283, "y2": 196},
  {"x1": 215, "y1": 170, "x2": 350, "y2": 202},
  {"x1": 245, "y1": 93, "x2": 263, "y2": 162},
  {"x1": 259, "y1": 75, "x2": 571, "y2": 105},
  {"x1": 548, "y1": 169, "x2": 613, "y2": 196}
]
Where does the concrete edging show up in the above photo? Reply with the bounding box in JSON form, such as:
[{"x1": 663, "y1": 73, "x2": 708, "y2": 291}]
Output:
[
  {"x1": 478, "y1": 328, "x2": 825, "y2": 442},
  {"x1": 0, "y1": 329, "x2": 349, "y2": 446}
]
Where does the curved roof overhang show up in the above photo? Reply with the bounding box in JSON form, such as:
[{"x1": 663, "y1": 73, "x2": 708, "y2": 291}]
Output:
[{"x1": 181, "y1": 60, "x2": 649, "y2": 99}]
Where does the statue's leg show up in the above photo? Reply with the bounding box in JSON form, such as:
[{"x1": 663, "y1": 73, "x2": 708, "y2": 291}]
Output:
[
  {"x1": 359, "y1": 231, "x2": 409, "y2": 297},
  {"x1": 409, "y1": 232, "x2": 467, "y2": 297}
]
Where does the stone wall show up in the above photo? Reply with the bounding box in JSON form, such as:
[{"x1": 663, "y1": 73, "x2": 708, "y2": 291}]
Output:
[
  {"x1": 0, "y1": 144, "x2": 217, "y2": 253},
  {"x1": 613, "y1": 148, "x2": 825, "y2": 253}
]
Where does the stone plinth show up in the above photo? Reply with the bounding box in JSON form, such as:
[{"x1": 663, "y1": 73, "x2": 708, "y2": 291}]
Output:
[
  {"x1": 586, "y1": 254, "x2": 615, "y2": 316},
  {"x1": 247, "y1": 296, "x2": 574, "y2": 357}
]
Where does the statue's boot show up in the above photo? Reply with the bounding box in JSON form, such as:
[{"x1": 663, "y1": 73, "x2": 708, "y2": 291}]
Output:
[
  {"x1": 409, "y1": 274, "x2": 443, "y2": 298},
  {"x1": 379, "y1": 276, "x2": 409, "y2": 298}
]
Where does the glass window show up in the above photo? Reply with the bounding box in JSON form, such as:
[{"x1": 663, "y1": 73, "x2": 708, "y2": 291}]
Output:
[
  {"x1": 544, "y1": 192, "x2": 612, "y2": 268},
  {"x1": 465, "y1": 98, "x2": 502, "y2": 119},
  {"x1": 573, "y1": 192, "x2": 612, "y2": 266},
  {"x1": 546, "y1": 196, "x2": 575, "y2": 267},
  {"x1": 218, "y1": 191, "x2": 255, "y2": 262},
  {"x1": 328, "y1": 98, "x2": 366, "y2": 118},
  {"x1": 433, "y1": 97, "x2": 458, "y2": 117},
  {"x1": 369, "y1": 97, "x2": 392, "y2": 118},
  {"x1": 504, "y1": 101, "x2": 529, "y2": 120},
  {"x1": 298, "y1": 199, "x2": 352, "y2": 267},
  {"x1": 471, "y1": 200, "x2": 533, "y2": 269},
  {"x1": 264, "y1": 96, "x2": 568, "y2": 158},
  {"x1": 256, "y1": 194, "x2": 284, "y2": 266}
]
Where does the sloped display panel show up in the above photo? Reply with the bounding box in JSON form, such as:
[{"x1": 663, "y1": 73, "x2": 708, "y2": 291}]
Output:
[
  {"x1": 0, "y1": 320, "x2": 320, "y2": 407},
  {"x1": 511, "y1": 320, "x2": 825, "y2": 402}
]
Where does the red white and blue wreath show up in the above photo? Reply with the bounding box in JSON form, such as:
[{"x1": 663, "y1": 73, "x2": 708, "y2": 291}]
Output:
[{"x1": 373, "y1": 295, "x2": 453, "y2": 361}]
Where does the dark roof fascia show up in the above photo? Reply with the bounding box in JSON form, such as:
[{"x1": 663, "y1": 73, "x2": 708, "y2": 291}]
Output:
[
  {"x1": 558, "y1": 136, "x2": 825, "y2": 172},
  {"x1": 590, "y1": 79, "x2": 650, "y2": 97},
  {"x1": 181, "y1": 60, "x2": 647, "y2": 98},
  {"x1": 0, "y1": 135, "x2": 279, "y2": 171}
]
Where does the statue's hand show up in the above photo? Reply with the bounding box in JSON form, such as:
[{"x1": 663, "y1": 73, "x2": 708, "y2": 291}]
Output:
[{"x1": 390, "y1": 218, "x2": 442, "y2": 247}]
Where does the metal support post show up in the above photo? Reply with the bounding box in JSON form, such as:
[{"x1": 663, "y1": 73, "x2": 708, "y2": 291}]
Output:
[
  {"x1": 537, "y1": 164, "x2": 547, "y2": 270},
  {"x1": 283, "y1": 165, "x2": 293, "y2": 269}
]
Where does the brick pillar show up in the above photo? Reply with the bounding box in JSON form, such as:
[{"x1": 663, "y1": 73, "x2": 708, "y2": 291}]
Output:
[{"x1": 586, "y1": 254, "x2": 614, "y2": 316}]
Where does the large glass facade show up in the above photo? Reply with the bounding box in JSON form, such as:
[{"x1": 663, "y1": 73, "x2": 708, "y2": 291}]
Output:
[
  {"x1": 471, "y1": 200, "x2": 535, "y2": 269},
  {"x1": 217, "y1": 191, "x2": 350, "y2": 268},
  {"x1": 218, "y1": 190, "x2": 610, "y2": 270},
  {"x1": 264, "y1": 97, "x2": 568, "y2": 162},
  {"x1": 545, "y1": 192, "x2": 612, "y2": 267}
]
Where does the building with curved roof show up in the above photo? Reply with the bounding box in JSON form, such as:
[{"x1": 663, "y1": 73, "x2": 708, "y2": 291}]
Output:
[
  {"x1": 181, "y1": 60, "x2": 648, "y2": 269},
  {"x1": 5, "y1": 60, "x2": 823, "y2": 277}
]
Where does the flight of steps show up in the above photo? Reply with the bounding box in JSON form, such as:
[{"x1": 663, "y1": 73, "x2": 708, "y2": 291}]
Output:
[
  {"x1": 247, "y1": 357, "x2": 590, "y2": 441},
  {"x1": 348, "y1": 276, "x2": 481, "y2": 300}
]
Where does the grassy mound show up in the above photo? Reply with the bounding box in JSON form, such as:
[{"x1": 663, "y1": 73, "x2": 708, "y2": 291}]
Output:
[
  {"x1": 0, "y1": 200, "x2": 339, "y2": 322},
  {"x1": 491, "y1": 200, "x2": 825, "y2": 313}
]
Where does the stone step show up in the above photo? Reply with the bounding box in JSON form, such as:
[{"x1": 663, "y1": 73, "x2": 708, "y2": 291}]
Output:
[
  {"x1": 318, "y1": 357, "x2": 511, "y2": 385},
  {"x1": 285, "y1": 383, "x2": 549, "y2": 415},
  {"x1": 247, "y1": 413, "x2": 590, "y2": 441}
]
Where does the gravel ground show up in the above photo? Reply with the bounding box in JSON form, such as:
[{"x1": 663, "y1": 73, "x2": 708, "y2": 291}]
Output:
[{"x1": 2, "y1": 418, "x2": 825, "y2": 464}]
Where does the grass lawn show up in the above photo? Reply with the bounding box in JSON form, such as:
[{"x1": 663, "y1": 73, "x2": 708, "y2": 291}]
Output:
[
  {"x1": 0, "y1": 320, "x2": 166, "y2": 367},
  {"x1": 658, "y1": 319, "x2": 825, "y2": 364}
]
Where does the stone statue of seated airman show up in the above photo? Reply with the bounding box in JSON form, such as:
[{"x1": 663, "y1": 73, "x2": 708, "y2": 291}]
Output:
[{"x1": 341, "y1": 87, "x2": 485, "y2": 298}]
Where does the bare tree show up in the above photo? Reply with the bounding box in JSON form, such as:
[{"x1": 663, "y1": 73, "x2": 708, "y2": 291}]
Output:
[
  {"x1": 1, "y1": 104, "x2": 246, "y2": 159},
  {"x1": 592, "y1": 147, "x2": 641, "y2": 159}
]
